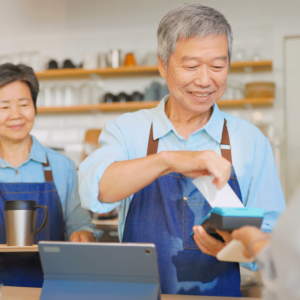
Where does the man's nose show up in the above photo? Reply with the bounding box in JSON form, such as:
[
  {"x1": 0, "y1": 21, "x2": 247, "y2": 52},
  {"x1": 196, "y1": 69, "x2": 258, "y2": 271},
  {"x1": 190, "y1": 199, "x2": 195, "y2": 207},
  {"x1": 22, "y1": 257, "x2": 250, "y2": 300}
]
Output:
[{"x1": 194, "y1": 65, "x2": 211, "y2": 88}]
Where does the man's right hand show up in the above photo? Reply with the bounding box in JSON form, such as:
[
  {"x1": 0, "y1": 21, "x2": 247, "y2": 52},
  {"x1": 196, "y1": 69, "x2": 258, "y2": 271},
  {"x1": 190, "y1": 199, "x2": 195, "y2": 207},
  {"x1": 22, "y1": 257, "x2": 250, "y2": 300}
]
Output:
[
  {"x1": 99, "y1": 150, "x2": 231, "y2": 203},
  {"x1": 162, "y1": 150, "x2": 231, "y2": 190}
]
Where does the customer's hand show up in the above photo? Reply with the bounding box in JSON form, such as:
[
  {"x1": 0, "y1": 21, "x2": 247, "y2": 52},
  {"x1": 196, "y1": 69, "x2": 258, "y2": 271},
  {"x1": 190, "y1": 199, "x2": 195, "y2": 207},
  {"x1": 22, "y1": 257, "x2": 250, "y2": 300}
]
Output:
[
  {"x1": 232, "y1": 226, "x2": 270, "y2": 258},
  {"x1": 70, "y1": 230, "x2": 95, "y2": 242},
  {"x1": 164, "y1": 150, "x2": 231, "y2": 190},
  {"x1": 192, "y1": 225, "x2": 232, "y2": 256}
]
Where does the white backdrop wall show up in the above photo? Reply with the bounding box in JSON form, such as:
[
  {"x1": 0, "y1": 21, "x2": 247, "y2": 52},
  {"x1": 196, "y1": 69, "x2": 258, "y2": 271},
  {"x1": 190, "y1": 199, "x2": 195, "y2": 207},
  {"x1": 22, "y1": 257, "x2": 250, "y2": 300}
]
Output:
[{"x1": 1, "y1": 0, "x2": 300, "y2": 197}]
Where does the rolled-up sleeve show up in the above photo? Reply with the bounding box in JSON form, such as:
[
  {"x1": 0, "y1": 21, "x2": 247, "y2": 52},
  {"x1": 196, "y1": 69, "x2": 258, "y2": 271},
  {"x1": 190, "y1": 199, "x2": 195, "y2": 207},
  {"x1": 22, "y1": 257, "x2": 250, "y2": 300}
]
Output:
[
  {"x1": 64, "y1": 159, "x2": 102, "y2": 240},
  {"x1": 79, "y1": 120, "x2": 128, "y2": 214},
  {"x1": 245, "y1": 136, "x2": 285, "y2": 231},
  {"x1": 241, "y1": 135, "x2": 286, "y2": 271}
]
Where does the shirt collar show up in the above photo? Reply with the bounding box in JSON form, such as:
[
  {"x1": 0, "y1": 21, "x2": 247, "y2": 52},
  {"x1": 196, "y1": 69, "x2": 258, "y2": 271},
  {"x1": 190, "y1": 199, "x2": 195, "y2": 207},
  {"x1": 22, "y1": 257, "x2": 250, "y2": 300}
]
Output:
[
  {"x1": 29, "y1": 136, "x2": 48, "y2": 164},
  {"x1": 0, "y1": 135, "x2": 47, "y2": 168},
  {"x1": 202, "y1": 103, "x2": 225, "y2": 144},
  {"x1": 152, "y1": 96, "x2": 225, "y2": 143},
  {"x1": 152, "y1": 95, "x2": 174, "y2": 140}
]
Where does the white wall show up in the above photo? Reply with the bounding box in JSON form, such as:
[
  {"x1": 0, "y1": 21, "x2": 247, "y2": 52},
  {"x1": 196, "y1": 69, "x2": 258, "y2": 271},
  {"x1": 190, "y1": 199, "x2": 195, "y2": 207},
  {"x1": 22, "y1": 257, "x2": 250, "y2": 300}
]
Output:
[
  {"x1": 1, "y1": 0, "x2": 299, "y2": 195},
  {"x1": 284, "y1": 36, "x2": 300, "y2": 200}
]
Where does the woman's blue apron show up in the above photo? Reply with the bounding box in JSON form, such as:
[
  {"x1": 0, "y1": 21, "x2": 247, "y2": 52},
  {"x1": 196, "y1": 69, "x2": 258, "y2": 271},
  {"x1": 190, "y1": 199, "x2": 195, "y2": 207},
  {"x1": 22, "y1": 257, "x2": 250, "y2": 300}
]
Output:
[
  {"x1": 122, "y1": 119, "x2": 243, "y2": 296},
  {"x1": 0, "y1": 156, "x2": 65, "y2": 287}
]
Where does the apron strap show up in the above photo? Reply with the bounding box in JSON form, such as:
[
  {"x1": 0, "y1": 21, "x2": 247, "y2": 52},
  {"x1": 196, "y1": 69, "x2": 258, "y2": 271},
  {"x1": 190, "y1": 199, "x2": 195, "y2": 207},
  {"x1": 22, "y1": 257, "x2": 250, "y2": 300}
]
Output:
[
  {"x1": 147, "y1": 124, "x2": 159, "y2": 156},
  {"x1": 220, "y1": 119, "x2": 232, "y2": 164},
  {"x1": 41, "y1": 155, "x2": 54, "y2": 182},
  {"x1": 146, "y1": 119, "x2": 232, "y2": 164}
]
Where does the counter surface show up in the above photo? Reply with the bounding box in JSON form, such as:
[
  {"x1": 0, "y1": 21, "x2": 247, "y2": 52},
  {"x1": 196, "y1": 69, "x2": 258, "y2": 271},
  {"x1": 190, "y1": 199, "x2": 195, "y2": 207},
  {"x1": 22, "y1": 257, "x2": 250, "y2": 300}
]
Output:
[
  {"x1": 1, "y1": 286, "x2": 261, "y2": 300},
  {"x1": 0, "y1": 244, "x2": 39, "y2": 252}
]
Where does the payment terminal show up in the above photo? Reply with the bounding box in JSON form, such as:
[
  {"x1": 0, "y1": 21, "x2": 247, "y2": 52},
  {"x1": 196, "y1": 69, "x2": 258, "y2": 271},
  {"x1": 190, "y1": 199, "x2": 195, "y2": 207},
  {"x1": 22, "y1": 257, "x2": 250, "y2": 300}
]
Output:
[{"x1": 191, "y1": 207, "x2": 264, "y2": 240}]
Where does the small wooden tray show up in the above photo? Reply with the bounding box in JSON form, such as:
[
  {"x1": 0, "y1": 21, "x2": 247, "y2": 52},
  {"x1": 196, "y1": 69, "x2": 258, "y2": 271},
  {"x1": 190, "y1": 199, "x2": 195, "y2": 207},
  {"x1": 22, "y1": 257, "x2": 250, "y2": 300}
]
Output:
[{"x1": 0, "y1": 244, "x2": 38, "y2": 252}]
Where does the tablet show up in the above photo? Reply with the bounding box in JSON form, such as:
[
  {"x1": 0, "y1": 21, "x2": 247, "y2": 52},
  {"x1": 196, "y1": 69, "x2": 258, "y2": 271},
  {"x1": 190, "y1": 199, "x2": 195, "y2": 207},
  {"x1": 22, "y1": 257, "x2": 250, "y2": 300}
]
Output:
[{"x1": 38, "y1": 241, "x2": 161, "y2": 300}]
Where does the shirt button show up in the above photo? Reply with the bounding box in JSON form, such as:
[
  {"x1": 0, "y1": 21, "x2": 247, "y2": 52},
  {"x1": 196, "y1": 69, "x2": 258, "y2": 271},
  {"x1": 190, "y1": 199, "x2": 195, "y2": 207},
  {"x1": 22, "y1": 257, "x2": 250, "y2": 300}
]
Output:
[
  {"x1": 15, "y1": 170, "x2": 19, "y2": 175},
  {"x1": 183, "y1": 197, "x2": 188, "y2": 201}
]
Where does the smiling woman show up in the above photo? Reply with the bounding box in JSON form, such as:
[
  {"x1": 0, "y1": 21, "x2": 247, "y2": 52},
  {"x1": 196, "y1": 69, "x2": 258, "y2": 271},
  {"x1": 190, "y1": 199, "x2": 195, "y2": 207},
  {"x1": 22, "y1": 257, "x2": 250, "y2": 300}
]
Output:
[
  {"x1": 0, "y1": 80, "x2": 36, "y2": 167},
  {"x1": 0, "y1": 63, "x2": 101, "y2": 288}
]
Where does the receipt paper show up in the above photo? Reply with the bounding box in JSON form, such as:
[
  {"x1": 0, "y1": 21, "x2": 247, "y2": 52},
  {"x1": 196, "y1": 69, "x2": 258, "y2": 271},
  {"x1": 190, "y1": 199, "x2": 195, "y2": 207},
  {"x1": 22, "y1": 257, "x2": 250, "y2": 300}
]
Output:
[{"x1": 192, "y1": 175, "x2": 244, "y2": 208}]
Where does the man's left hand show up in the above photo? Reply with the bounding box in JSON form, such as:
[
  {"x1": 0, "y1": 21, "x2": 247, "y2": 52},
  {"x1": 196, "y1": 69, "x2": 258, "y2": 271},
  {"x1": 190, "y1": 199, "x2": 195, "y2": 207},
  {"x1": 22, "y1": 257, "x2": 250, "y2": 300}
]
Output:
[
  {"x1": 192, "y1": 225, "x2": 232, "y2": 256},
  {"x1": 70, "y1": 230, "x2": 95, "y2": 242}
]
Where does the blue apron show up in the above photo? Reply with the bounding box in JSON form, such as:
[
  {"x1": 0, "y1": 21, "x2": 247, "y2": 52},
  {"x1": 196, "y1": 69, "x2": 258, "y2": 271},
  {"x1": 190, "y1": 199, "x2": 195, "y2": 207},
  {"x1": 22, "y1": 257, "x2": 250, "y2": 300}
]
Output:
[
  {"x1": 122, "y1": 119, "x2": 243, "y2": 296},
  {"x1": 0, "y1": 156, "x2": 65, "y2": 287}
]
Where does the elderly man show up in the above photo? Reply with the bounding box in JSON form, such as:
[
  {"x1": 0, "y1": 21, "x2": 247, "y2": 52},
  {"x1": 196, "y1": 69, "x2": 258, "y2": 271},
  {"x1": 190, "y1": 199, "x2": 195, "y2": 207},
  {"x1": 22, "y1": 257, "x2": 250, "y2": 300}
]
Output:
[{"x1": 79, "y1": 4, "x2": 285, "y2": 297}]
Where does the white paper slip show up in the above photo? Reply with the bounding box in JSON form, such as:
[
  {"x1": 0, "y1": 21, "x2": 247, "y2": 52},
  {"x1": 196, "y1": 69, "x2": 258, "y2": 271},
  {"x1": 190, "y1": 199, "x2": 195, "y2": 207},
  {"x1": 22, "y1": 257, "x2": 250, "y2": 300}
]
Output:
[
  {"x1": 192, "y1": 175, "x2": 244, "y2": 208},
  {"x1": 217, "y1": 240, "x2": 255, "y2": 263}
]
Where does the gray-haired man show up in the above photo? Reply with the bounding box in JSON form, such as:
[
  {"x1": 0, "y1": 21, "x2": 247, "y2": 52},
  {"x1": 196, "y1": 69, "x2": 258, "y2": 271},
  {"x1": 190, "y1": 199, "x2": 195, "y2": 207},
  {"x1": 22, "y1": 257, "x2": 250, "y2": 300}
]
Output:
[{"x1": 79, "y1": 4, "x2": 285, "y2": 296}]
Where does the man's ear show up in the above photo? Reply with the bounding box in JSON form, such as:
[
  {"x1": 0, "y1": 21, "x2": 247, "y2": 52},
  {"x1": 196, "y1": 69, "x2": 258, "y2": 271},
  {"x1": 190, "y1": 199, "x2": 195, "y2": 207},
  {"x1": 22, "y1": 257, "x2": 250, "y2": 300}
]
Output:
[{"x1": 158, "y1": 57, "x2": 166, "y2": 78}]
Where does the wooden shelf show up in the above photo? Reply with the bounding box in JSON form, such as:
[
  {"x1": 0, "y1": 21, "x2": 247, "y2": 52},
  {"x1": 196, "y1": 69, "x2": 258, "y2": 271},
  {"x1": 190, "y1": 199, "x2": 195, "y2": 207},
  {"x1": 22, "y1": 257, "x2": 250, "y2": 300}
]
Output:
[
  {"x1": 218, "y1": 98, "x2": 274, "y2": 108},
  {"x1": 35, "y1": 61, "x2": 272, "y2": 80},
  {"x1": 229, "y1": 60, "x2": 272, "y2": 72},
  {"x1": 37, "y1": 98, "x2": 273, "y2": 114},
  {"x1": 37, "y1": 101, "x2": 159, "y2": 113},
  {"x1": 35, "y1": 65, "x2": 160, "y2": 79}
]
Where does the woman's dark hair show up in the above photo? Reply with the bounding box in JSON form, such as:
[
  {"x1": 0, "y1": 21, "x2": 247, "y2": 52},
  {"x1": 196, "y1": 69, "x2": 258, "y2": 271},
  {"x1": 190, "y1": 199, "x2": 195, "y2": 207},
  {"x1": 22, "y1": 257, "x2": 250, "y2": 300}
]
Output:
[{"x1": 0, "y1": 63, "x2": 39, "y2": 112}]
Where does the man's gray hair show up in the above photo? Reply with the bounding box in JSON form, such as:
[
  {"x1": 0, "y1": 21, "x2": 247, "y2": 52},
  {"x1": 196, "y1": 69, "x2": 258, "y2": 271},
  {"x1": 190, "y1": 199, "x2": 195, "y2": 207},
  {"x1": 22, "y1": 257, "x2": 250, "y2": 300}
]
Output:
[{"x1": 157, "y1": 4, "x2": 233, "y2": 66}]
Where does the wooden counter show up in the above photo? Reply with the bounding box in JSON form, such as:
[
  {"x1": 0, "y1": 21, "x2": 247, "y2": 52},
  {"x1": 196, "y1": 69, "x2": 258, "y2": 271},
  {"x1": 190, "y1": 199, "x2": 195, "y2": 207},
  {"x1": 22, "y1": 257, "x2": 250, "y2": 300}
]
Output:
[
  {"x1": 0, "y1": 244, "x2": 38, "y2": 252},
  {"x1": 1, "y1": 286, "x2": 261, "y2": 300}
]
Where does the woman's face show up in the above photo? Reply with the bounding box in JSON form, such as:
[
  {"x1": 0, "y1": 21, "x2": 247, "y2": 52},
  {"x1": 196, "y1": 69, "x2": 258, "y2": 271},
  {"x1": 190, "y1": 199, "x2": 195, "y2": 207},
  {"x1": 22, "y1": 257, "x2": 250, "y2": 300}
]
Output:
[{"x1": 0, "y1": 81, "x2": 35, "y2": 143}]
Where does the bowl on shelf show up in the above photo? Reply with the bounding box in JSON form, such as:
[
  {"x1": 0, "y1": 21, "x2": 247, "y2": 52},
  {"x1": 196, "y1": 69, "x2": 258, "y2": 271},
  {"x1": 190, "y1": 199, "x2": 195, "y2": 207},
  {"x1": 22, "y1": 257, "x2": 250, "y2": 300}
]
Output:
[
  {"x1": 131, "y1": 91, "x2": 144, "y2": 102},
  {"x1": 117, "y1": 92, "x2": 131, "y2": 103},
  {"x1": 103, "y1": 93, "x2": 118, "y2": 103},
  {"x1": 62, "y1": 59, "x2": 76, "y2": 69},
  {"x1": 47, "y1": 59, "x2": 59, "y2": 69}
]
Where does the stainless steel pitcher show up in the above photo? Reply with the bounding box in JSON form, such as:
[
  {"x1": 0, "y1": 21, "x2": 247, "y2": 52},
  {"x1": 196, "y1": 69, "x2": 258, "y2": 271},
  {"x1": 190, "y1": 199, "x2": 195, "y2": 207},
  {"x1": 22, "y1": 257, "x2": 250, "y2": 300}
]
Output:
[{"x1": 4, "y1": 200, "x2": 48, "y2": 246}]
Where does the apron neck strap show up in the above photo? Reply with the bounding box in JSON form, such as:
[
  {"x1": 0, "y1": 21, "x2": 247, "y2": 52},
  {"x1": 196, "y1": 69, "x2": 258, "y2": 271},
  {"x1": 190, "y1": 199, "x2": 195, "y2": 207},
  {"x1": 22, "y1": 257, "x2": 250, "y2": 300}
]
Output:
[
  {"x1": 147, "y1": 124, "x2": 159, "y2": 156},
  {"x1": 146, "y1": 118, "x2": 232, "y2": 164},
  {"x1": 220, "y1": 119, "x2": 232, "y2": 164},
  {"x1": 41, "y1": 155, "x2": 54, "y2": 182}
]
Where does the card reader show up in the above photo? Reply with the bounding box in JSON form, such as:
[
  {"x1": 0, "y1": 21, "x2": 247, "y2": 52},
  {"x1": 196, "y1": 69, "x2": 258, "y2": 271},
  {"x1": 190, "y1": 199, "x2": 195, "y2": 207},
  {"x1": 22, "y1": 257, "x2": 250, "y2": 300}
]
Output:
[{"x1": 191, "y1": 207, "x2": 264, "y2": 241}]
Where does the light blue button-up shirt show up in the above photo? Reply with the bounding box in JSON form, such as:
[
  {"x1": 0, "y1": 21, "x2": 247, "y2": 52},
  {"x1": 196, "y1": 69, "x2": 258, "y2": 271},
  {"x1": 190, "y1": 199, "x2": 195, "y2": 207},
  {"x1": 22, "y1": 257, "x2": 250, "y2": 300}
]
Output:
[
  {"x1": 0, "y1": 136, "x2": 101, "y2": 240},
  {"x1": 79, "y1": 96, "x2": 285, "y2": 251}
]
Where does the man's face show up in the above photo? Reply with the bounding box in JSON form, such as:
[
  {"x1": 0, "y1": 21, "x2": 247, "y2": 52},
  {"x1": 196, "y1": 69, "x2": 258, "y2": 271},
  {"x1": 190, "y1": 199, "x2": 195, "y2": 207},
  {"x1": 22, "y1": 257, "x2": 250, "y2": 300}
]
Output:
[{"x1": 159, "y1": 34, "x2": 229, "y2": 114}]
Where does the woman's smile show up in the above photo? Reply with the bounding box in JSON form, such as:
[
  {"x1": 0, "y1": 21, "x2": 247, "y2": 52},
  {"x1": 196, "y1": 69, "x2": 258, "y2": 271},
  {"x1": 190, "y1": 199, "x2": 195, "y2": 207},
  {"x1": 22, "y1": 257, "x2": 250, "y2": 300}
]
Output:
[{"x1": 7, "y1": 123, "x2": 25, "y2": 131}]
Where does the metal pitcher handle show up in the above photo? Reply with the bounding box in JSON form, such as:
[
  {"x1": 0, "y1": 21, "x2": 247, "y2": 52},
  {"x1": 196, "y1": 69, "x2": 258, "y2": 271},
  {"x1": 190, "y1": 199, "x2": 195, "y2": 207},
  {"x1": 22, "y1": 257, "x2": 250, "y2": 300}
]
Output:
[{"x1": 34, "y1": 205, "x2": 48, "y2": 234}]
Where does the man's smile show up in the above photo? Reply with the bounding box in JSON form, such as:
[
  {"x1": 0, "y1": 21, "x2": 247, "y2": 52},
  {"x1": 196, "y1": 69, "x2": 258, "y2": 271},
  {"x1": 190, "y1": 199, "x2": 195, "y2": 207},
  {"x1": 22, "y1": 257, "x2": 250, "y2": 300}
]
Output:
[{"x1": 189, "y1": 91, "x2": 214, "y2": 100}]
